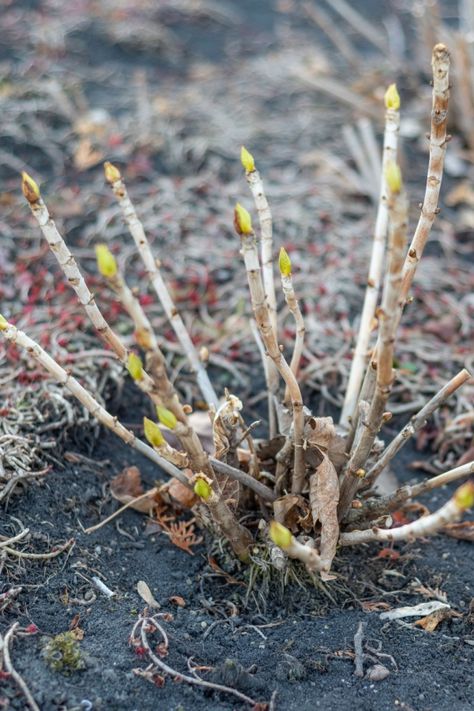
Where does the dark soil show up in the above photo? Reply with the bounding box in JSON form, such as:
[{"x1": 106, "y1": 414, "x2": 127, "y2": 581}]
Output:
[{"x1": 2, "y1": 426, "x2": 474, "y2": 711}]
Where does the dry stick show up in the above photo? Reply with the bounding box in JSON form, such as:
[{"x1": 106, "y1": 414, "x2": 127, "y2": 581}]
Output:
[
  {"x1": 104, "y1": 163, "x2": 218, "y2": 408},
  {"x1": 242, "y1": 150, "x2": 279, "y2": 438},
  {"x1": 365, "y1": 368, "x2": 471, "y2": 484},
  {"x1": 339, "y1": 480, "x2": 474, "y2": 546},
  {"x1": 399, "y1": 44, "x2": 450, "y2": 314},
  {"x1": 353, "y1": 621, "x2": 366, "y2": 677},
  {"x1": 279, "y1": 248, "x2": 305, "y2": 404},
  {"x1": 1, "y1": 623, "x2": 40, "y2": 711},
  {"x1": 0, "y1": 529, "x2": 30, "y2": 547},
  {"x1": 21, "y1": 175, "x2": 162, "y2": 410},
  {"x1": 136, "y1": 615, "x2": 259, "y2": 707},
  {"x1": 2, "y1": 538, "x2": 74, "y2": 560},
  {"x1": 349, "y1": 461, "x2": 474, "y2": 525},
  {"x1": 339, "y1": 167, "x2": 408, "y2": 520},
  {"x1": 340, "y1": 87, "x2": 400, "y2": 429},
  {"x1": 235, "y1": 209, "x2": 306, "y2": 495},
  {"x1": 323, "y1": 0, "x2": 388, "y2": 54},
  {"x1": 85, "y1": 488, "x2": 159, "y2": 534}
]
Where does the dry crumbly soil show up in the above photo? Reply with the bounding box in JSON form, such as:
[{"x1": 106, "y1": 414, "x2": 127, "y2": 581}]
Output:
[{"x1": 1, "y1": 1, "x2": 473, "y2": 710}]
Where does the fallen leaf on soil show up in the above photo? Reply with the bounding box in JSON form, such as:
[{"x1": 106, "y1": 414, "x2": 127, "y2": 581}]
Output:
[
  {"x1": 442, "y1": 521, "x2": 474, "y2": 541},
  {"x1": 380, "y1": 601, "x2": 450, "y2": 621},
  {"x1": 414, "y1": 607, "x2": 461, "y2": 632},
  {"x1": 309, "y1": 452, "x2": 339, "y2": 578},
  {"x1": 136, "y1": 580, "x2": 160, "y2": 609},
  {"x1": 110, "y1": 466, "x2": 158, "y2": 513},
  {"x1": 207, "y1": 556, "x2": 245, "y2": 586},
  {"x1": 365, "y1": 664, "x2": 390, "y2": 681},
  {"x1": 169, "y1": 595, "x2": 186, "y2": 607},
  {"x1": 376, "y1": 547, "x2": 400, "y2": 560}
]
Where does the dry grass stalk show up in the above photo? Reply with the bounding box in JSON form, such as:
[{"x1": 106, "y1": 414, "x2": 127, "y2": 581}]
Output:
[
  {"x1": 340, "y1": 84, "x2": 400, "y2": 428},
  {"x1": 104, "y1": 162, "x2": 218, "y2": 408}
]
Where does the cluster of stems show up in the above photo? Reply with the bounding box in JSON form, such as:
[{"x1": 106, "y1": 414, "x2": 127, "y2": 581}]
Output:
[{"x1": 1, "y1": 43, "x2": 473, "y2": 578}]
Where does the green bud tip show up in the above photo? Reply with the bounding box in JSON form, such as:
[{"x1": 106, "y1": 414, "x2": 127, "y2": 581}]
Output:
[
  {"x1": 95, "y1": 244, "x2": 117, "y2": 278},
  {"x1": 269, "y1": 521, "x2": 293, "y2": 549},
  {"x1": 384, "y1": 83, "x2": 400, "y2": 111},
  {"x1": 279, "y1": 247, "x2": 292, "y2": 277},
  {"x1": 156, "y1": 405, "x2": 177, "y2": 430},
  {"x1": 240, "y1": 145, "x2": 255, "y2": 173},
  {"x1": 194, "y1": 477, "x2": 212, "y2": 501},
  {"x1": 127, "y1": 352, "x2": 143, "y2": 381},
  {"x1": 143, "y1": 417, "x2": 165, "y2": 448}
]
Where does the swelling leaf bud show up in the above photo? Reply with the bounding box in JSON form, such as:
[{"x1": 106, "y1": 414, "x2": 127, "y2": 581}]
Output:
[
  {"x1": 269, "y1": 521, "x2": 293, "y2": 549},
  {"x1": 234, "y1": 203, "x2": 253, "y2": 235},
  {"x1": 21, "y1": 172, "x2": 40, "y2": 203},
  {"x1": 240, "y1": 145, "x2": 255, "y2": 173},
  {"x1": 143, "y1": 417, "x2": 165, "y2": 448},
  {"x1": 95, "y1": 244, "x2": 117, "y2": 278},
  {"x1": 279, "y1": 247, "x2": 292, "y2": 277},
  {"x1": 384, "y1": 83, "x2": 400, "y2": 110}
]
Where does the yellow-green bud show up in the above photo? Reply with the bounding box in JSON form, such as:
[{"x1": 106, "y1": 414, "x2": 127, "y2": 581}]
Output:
[
  {"x1": 454, "y1": 481, "x2": 474, "y2": 510},
  {"x1": 95, "y1": 244, "x2": 117, "y2": 278},
  {"x1": 143, "y1": 417, "x2": 165, "y2": 448},
  {"x1": 0, "y1": 315, "x2": 10, "y2": 331},
  {"x1": 104, "y1": 161, "x2": 122, "y2": 184},
  {"x1": 240, "y1": 145, "x2": 255, "y2": 173},
  {"x1": 385, "y1": 161, "x2": 402, "y2": 194},
  {"x1": 279, "y1": 247, "x2": 292, "y2": 277},
  {"x1": 127, "y1": 352, "x2": 143, "y2": 381},
  {"x1": 194, "y1": 477, "x2": 212, "y2": 501},
  {"x1": 269, "y1": 521, "x2": 293, "y2": 549},
  {"x1": 234, "y1": 203, "x2": 253, "y2": 235},
  {"x1": 21, "y1": 172, "x2": 40, "y2": 204},
  {"x1": 156, "y1": 405, "x2": 177, "y2": 430},
  {"x1": 384, "y1": 83, "x2": 400, "y2": 111}
]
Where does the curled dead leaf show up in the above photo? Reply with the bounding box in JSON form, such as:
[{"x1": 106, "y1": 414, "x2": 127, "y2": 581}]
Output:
[
  {"x1": 110, "y1": 466, "x2": 158, "y2": 513},
  {"x1": 169, "y1": 595, "x2": 186, "y2": 607},
  {"x1": 414, "y1": 607, "x2": 461, "y2": 632},
  {"x1": 273, "y1": 494, "x2": 312, "y2": 533},
  {"x1": 442, "y1": 521, "x2": 474, "y2": 541},
  {"x1": 309, "y1": 453, "x2": 339, "y2": 576}
]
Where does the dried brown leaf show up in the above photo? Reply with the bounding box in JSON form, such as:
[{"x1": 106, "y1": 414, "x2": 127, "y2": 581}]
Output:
[
  {"x1": 414, "y1": 607, "x2": 461, "y2": 632},
  {"x1": 273, "y1": 494, "x2": 312, "y2": 533},
  {"x1": 110, "y1": 466, "x2": 157, "y2": 513},
  {"x1": 167, "y1": 469, "x2": 197, "y2": 509},
  {"x1": 309, "y1": 453, "x2": 340, "y2": 575},
  {"x1": 305, "y1": 416, "x2": 336, "y2": 450}
]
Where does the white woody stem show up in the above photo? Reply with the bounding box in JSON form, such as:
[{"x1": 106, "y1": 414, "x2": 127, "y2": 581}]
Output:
[
  {"x1": 245, "y1": 166, "x2": 279, "y2": 436},
  {"x1": 23, "y1": 190, "x2": 162, "y2": 407},
  {"x1": 340, "y1": 101, "x2": 400, "y2": 427},
  {"x1": 339, "y1": 481, "x2": 474, "y2": 546},
  {"x1": 106, "y1": 172, "x2": 218, "y2": 408},
  {"x1": 280, "y1": 271, "x2": 305, "y2": 404},
  {"x1": 366, "y1": 368, "x2": 471, "y2": 484},
  {"x1": 339, "y1": 181, "x2": 408, "y2": 519},
  {"x1": 0, "y1": 323, "x2": 189, "y2": 486},
  {"x1": 240, "y1": 229, "x2": 306, "y2": 494},
  {"x1": 399, "y1": 44, "x2": 450, "y2": 310},
  {"x1": 105, "y1": 268, "x2": 158, "y2": 352}
]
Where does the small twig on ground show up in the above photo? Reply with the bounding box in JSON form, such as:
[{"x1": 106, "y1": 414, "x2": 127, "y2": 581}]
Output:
[
  {"x1": 0, "y1": 623, "x2": 40, "y2": 711},
  {"x1": 353, "y1": 621, "x2": 366, "y2": 677},
  {"x1": 132, "y1": 613, "x2": 261, "y2": 707},
  {"x1": 2, "y1": 537, "x2": 74, "y2": 560}
]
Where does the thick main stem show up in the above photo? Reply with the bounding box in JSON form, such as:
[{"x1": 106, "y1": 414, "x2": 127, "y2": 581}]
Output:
[{"x1": 340, "y1": 101, "x2": 400, "y2": 427}]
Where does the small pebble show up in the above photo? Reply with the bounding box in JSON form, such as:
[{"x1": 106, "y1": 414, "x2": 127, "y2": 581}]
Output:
[{"x1": 365, "y1": 664, "x2": 390, "y2": 681}]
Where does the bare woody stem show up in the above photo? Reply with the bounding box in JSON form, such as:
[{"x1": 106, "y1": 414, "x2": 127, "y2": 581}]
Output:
[
  {"x1": 365, "y1": 368, "x2": 471, "y2": 484},
  {"x1": 236, "y1": 210, "x2": 306, "y2": 495},
  {"x1": 243, "y1": 153, "x2": 279, "y2": 437},
  {"x1": 339, "y1": 169, "x2": 408, "y2": 520},
  {"x1": 279, "y1": 249, "x2": 305, "y2": 404},
  {"x1": 400, "y1": 44, "x2": 450, "y2": 310},
  {"x1": 347, "y1": 460, "x2": 474, "y2": 526},
  {"x1": 104, "y1": 163, "x2": 218, "y2": 408},
  {"x1": 0, "y1": 322, "x2": 190, "y2": 486},
  {"x1": 339, "y1": 480, "x2": 474, "y2": 546},
  {"x1": 340, "y1": 88, "x2": 400, "y2": 428},
  {"x1": 21, "y1": 180, "x2": 163, "y2": 409}
]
